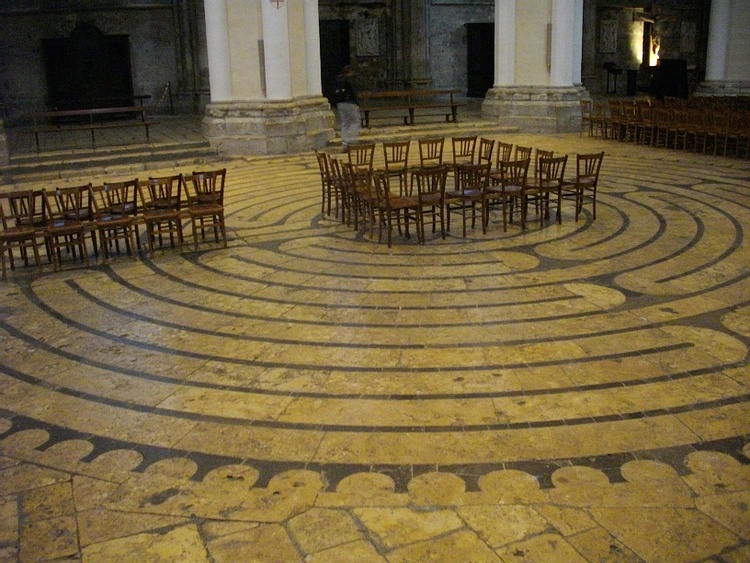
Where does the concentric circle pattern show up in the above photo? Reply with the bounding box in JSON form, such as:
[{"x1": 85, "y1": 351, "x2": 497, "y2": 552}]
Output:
[{"x1": 2, "y1": 133, "x2": 750, "y2": 561}]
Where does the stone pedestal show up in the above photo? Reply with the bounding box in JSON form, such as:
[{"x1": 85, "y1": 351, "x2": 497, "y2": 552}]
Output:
[
  {"x1": 694, "y1": 80, "x2": 750, "y2": 98},
  {"x1": 482, "y1": 85, "x2": 588, "y2": 134},
  {"x1": 203, "y1": 96, "x2": 334, "y2": 156}
]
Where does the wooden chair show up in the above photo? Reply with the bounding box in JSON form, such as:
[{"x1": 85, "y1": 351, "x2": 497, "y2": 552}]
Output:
[
  {"x1": 0, "y1": 190, "x2": 44, "y2": 280},
  {"x1": 139, "y1": 175, "x2": 184, "y2": 256},
  {"x1": 373, "y1": 171, "x2": 420, "y2": 247},
  {"x1": 451, "y1": 135, "x2": 477, "y2": 167},
  {"x1": 477, "y1": 137, "x2": 496, "y2": 166},
  {"x1": 92, "y1": 181, "x2": 139, "y2": 262},
  {"x1": 347, "y1": 142, "x2": 375, "y2": 173},
  {"x1": 328, "y1": 156, "x2": 352, "y2": 225},
  {"x1": 522, "y1": 155, "x2": 567, "y2": 229},
  {"x1": 382, "y1": 140, "x2": 411, "y2": 195},
  {"x1": 184, "y1": 169, "x2": 228, "y2": 250},
  {"x1": 98, "y1": 178, "x2": 141, "y2": 252},
  {"x1": 445, "y1": 161, "x2": 490, "y2": 237},
  {"x1": 418, "y1": 137, "x2": 445, "y2": 168},
  {"x1": 514, "y1": 145, "x2": 532, "y2": 161},
  {"x1": 412, "y1": 164, "x2": 448, "y2": 242},
  {"x1": 315, "y1": 150, "x2": 335, "y2": 216},
  {"x1": 561, "y1": 152, "x2": 604, "y2": 222},
  {"x1": 43, "y1": 185, "x2": 92, "y2": 271},
  {"x1": 483, "y1": 158, "x2": 529, "y2": 233},
  {"x1": 579, "y1": 99, "x2": 592, "y2": 137}
]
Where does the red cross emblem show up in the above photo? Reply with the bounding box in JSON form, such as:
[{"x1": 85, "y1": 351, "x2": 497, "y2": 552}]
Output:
[{"x1": 270, "y1": 0, "x2": 284, "y2": 8}]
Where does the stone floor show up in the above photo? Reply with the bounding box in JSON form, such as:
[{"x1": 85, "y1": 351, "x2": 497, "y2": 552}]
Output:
[{"x1": 0, "y1": 119, "x2": 749, "y2": 562}]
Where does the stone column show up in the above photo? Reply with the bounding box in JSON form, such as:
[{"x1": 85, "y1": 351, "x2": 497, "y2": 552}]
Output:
[
  {"x1": 204, "y1": 0, "x2": 232, "y2": 101},
  {"x1": 0, "y1": 120, "x2": 8, "y2": 166},
  {"x1": 483, "y1": 0, "x2": 589, "y2": 133},
  {"x1": 304, "y1": 0, "x2": 323, "y2": 95},
  {"x1": 262, "y1": 0, "x2": 292, "y2": 99},
  {"x1": 406, "y1": 0, "x2": 430, "y2": 88},
  {"x1": 695, "y1": 0, "x2": 750, "y2": 97},
  {"x1": 202, "y1": 0, "x2": 333, "y2": 155}
]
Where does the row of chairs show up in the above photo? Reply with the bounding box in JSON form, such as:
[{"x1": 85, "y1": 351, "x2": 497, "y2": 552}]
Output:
[
  {"x1": 582, "y1": 97, "x2": 750, "y2": 158},
  {"x1": 316, "y1": 138, "x2": 604, "y2": 246},
  {"x1": 0, "y1": 169, "x2": 227, "y2": 280}
]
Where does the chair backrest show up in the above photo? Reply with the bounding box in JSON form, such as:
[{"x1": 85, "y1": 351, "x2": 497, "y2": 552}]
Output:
[
  {"x1": 455, "y1": 161, "x2": 491, "y2": 194},
  {"x1": 340, "y1": 162, "x2": 370, "y2": 202},
  {"x1": 347, "y1": 142, "x2": 375, "y2": 171},
  {"x1": 0, "y1": 190, "x2": 37, "y2": 231},
  {"x1": 382, "y1": 140, "x2": 410, "y2": 172},
  {"x1": 500, "y1": 158, "x2": 530, "y2": 188},
  {"x1": 187, "y1": 168, "x2": 227, "y2": 205},
  {"x1": 418, "y1": 137, "x2": 445, "y2": 167},
  {"x1": 534, "y1": 149, "x2": 555, "y2": 178},
  {"x1": 536, "y1": 155, "x2": 568, "y2": 186},
  {"x1": 477, "y1": 137, "x2": 495, "y2": 165},
  {"x1": 412, "y1": 164, "x2": 448, "y2": 203},
  {"x1": 315, "y1": 150, "x2": 332, "y2": 183},
  {"x1": 514, "y1": 145, "x2": 532, "y2": 161},
  {"x1": 142, "y1": 175, "x2": 183, "y2": 210},
  {"x1": 577, "y1": 152, "x2": 604, "y2": 184},
  {"x1": 100, "y1": 178, "x2": 139, "y2": 216},
  {"x1": 48, "y1": 184, "x2": 93, "y2": 222},
  {"x1": 495, "y1": 142, "x2": 514, "y2": 167},
  {"x1": 372, "y1": 170, "x2": 394, "y2": 210},
  {"x1": 451, "y1": 135, "x2": 477, "y2": 166}
]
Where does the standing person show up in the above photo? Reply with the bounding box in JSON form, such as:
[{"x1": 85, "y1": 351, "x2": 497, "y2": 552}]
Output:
[{"x1": 335, "y1": 65, "x2": 361, "y2": 152}]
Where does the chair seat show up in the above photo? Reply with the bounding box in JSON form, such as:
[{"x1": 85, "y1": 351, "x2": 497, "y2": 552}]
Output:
[
  {"x1": 95, "y1": 214, "x2": 133, "y2": 227},
  {"x1": 143, "y1": 208, "x2": 179, "y2": 221},
  {"x1": 47, "y1": 219, "x2": 85, "y2": 235},
  {"x1": 188, "y1": 202, "x2": 223, "y2": 216},
  {"x1": 1, "y1": 225, "x2": 37, "y2": 241}
]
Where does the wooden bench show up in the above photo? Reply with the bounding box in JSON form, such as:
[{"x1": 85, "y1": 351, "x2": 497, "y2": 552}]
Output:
[
  {"x1": 358, "y1": 89, "x2": 465, "y2": 128},
  {"x1": 29, "y1": 106, "x2": 158, "y2": 153}
]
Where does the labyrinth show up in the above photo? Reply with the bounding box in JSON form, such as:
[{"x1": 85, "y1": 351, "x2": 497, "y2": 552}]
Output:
[{"x1": 2, "y1": 133, "x2": 750, "y2": 561}]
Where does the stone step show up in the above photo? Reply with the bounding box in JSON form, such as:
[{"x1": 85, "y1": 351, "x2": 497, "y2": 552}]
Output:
[
  {"x1": 330, "y1": 118, "x2": 518, "y2": 147},
  {"x1": 2, "y1": 141, "x2": 221, "y2": 184}
]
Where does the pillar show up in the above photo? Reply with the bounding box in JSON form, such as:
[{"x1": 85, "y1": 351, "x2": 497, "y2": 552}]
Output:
[
  {"x1": 202, "y1": 0, "x2": 334, "y2": 156},
  {"x1": 695, "y1": 0, "x2": 750, "y2": 97},
  {"x1": 482, "y1": 0, "x2": 589, "y2": 133},
  {"x1": 204, "y1": 0, "x2": 232, "y2": 102}
]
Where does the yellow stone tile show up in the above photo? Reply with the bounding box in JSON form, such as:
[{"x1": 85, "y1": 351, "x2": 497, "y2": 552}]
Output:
[
  {"x1": 82, "y1": 523, "x2": 209, "y2": 562},
  {"x1": 387, "y1": 529, "x2": 503, "y2": 563},
  {"x1": 495, "y1": 532, "x2": 588, "y2": 562},
  {"x1": 287, "y1": 508, "x2": 363, "y2": 554},
  {"x1": 205, "y1": 523, "x2": 301, "y2": 563},
  {"x1": 591, "y1": 507, "x2": 740, "y2": 562},
  {"x1": 458, "y1": 505, "x2": 549, "y2": 548},
  {"x1": 77, "y1": 507, "x2": 188, "y2": 547},
  {"x1": 306, "y1": 539, "x2": 388, "y2": 563},
  {"x1": 22, "y1": 481, "x2": 74, "y2": 520},
  {"x1": 534, "y1": 505, "x2": 597, "y2": 537},
  {"x1": 354, "y1": 507, "x2": 464, "y2": 550},
  {"x1": 20, "y1": 514, "x2": 78, "y2": 562},
  {"x1": 566, "y1": 526, "x2": 643, "y2": 563},
  {"x1": 0, "y1": 496, "x2": 18, "y2": 545}
]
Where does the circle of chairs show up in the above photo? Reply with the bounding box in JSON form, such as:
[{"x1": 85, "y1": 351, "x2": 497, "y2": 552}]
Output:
[{"x1": 315, "y1": 138, "x2": 604, "y2": 247}]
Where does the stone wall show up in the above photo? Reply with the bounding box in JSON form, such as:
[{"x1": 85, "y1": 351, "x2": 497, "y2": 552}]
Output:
[{"x1": 0, "y1": 5, "x2": 179, "y2": 122}]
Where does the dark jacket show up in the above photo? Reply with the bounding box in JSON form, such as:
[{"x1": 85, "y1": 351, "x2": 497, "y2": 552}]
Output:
[{"x1": 334, "y1": 72, "x2": 358, "y2": 106}]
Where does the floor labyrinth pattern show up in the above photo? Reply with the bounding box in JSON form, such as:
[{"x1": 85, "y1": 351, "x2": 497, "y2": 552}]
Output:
[{"x1": 1, "y1": 133, "x2": 749, "y2": 561}]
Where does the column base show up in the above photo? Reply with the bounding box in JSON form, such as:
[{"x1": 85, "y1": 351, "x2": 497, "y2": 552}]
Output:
[
  {"x1": 202, "y1": 96, "x2": 335, "y2": 156},
  {"x1": 481, "y1": 85, "x2": 590, "y2": 133},
  {"x1": 694, "y1": 80, "x2": 750, "y2": 97}
]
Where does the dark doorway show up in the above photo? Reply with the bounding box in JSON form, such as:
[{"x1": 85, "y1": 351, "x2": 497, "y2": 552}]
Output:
[
  {"x1": 466, "y1": 23, "x2": 494, "y2": 98},
  {"x1": 320, "y1": 20, "x2": 350, "y2": 104},
  {"x1": 42, "y1": 22, "x2": 133, "y2": 111}
]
